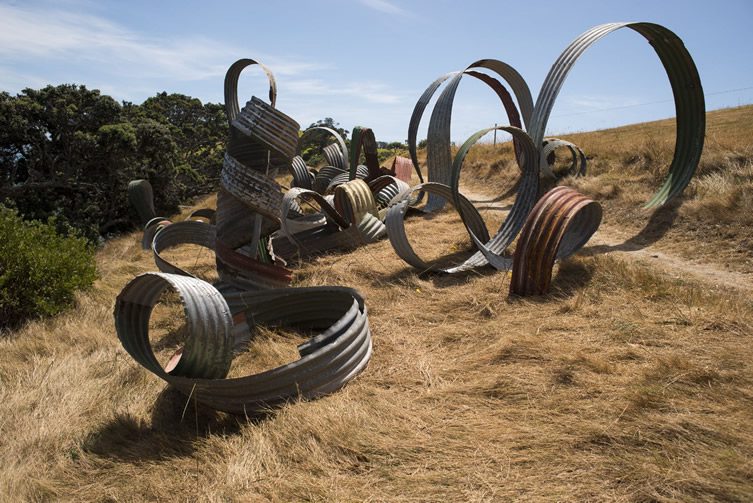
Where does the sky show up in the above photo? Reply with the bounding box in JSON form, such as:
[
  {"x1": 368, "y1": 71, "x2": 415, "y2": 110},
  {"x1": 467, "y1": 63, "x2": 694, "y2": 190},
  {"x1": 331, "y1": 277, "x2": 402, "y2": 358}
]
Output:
[{"x1": 1, "y1": 0, "x2": 751, "y2": 143}]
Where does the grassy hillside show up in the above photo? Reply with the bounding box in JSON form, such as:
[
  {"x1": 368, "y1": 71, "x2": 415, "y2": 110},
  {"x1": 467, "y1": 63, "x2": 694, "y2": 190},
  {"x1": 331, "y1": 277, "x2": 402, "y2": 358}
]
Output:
[{"x1": 1, "y1": 107, "x2": 752, "y2": 501}]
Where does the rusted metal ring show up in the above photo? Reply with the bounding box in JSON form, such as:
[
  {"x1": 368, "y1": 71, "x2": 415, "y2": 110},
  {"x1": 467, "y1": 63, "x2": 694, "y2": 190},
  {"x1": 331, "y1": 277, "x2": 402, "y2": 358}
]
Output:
[
  {"x1": 510, "y1": 186, "x2": 602, "y2": 296},
  {"x1": 152, "y1": 220, "x2": 217, "y2": 277}
]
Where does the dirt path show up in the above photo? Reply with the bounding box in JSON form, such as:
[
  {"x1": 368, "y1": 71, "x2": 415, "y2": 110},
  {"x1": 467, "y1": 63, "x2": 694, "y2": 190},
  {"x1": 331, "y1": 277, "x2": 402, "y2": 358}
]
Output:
[{"x1": 467, "y1": 195, "x2": 753, "y2": 293}]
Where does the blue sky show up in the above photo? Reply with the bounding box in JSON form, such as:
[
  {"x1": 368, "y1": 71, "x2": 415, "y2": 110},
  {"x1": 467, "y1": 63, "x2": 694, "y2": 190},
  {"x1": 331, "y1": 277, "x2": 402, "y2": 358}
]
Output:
[{"x1": 1, "y1": 0, "x2": 751, "y2": 142}]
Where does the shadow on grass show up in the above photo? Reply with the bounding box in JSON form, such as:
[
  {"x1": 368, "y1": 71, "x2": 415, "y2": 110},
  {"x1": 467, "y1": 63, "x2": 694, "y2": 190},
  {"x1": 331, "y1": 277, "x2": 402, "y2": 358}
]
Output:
[
  {"x1": 583, "y1": 197, "x2": 684, "y2": 255},
  {"x1": 82, "y1": 387, "x2": 272, "y2": 462}
]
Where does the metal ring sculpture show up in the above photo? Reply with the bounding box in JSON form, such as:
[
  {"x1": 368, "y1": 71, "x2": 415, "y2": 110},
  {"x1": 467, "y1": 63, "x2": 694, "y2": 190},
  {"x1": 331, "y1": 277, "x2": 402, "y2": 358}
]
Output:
[
  {"x1": 114, "y1": 273, "x2": 372, "y2": 415},
  {"x1": 215, "y1": 60, "x2": 300, "y2": 290},
  {"x1": 542, "y1": 139, "x2": 587, "y2": 179},
  {"x1": 510, "y1": 186, "x2": 602, "y2": 296},
  {"x1": 127, "y1": 179, "x2": 156, "y2": 225},
  {"x1": 389, "y1": 21, "x2": 704, "y2": 278},
  {"x1": 152, "y1": 220, "x2": 217, "y2": 277}
]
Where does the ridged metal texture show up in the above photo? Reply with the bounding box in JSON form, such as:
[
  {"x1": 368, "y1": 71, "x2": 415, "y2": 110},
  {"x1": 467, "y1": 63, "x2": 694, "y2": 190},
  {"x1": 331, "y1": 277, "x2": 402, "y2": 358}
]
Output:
[
  {"x1": 385, "y1": 125, "x2": 539, "y2": 273},
  {"x1": 152, "y1": 220, "x2": 217, "y2": 277},
  {"x1": 220, "y1": 153, "x2": 284, "y2": 221},
  {"x1": 313, "y1": 166, "x2": 348, "y2": 194},
  {"x1": 142, "y1": 217, "x2": 172, "y2": 250},
  {"x1": 114, "y1": 273, "x2": 372, "y2": 415},
  {"x1": 542, "y1": 138, "x2": 587, "y2": 178},
  {"x1": 232, "y1": 97, "x2": 300, "y2": 160},
  {"x1": 127, "y1": 179, "x2": 156, "y2": 225},
  {"x1": 407, "y1": 59, "x2": 534, "y2": 211},
  {"x1": 187, "y1": 208, "x2": 216, "y2": 223},
  {"x1": 326, "y1": 165, "x2": 369, "y2": 193},
  {"x1": 333, "y1": 179, "x2": 381, "y2": 226},
  {"x1": 349, "y1": 127, "x2": 381, "y2": 179},
  {"x1": 216, "y1": 58, "x2": 300, "y2": 289},
  {"x1": 529, "y1": 22, "x2": 704, "y2": 206},
  {"x1": 385, "y1": 182, "x2": 490, "y2": 273},
  {"x1": 299, "y1": 127, "x2": 350, "y2": 174},
  {"x1": 323, "y1": 143, "x2": 346, "y2": 171},
  {"x1": 368, "y1": 175, "x2": 411, "y2": 210},
  {"x1": 290, "y1": 155, "x2": 314, "y2": 189},
  {"x1": 224, "y1": 58, "x2": 277, "y2": 123},
  {"x1": 115, "y1": 273, "x2": 233, "y2": 380},
  {"x1": 510, "y1": 186, "x2": 602, "y2": 296},
  {"x1": 390, "y1": 156, "x2": 414, "y2": 183}
]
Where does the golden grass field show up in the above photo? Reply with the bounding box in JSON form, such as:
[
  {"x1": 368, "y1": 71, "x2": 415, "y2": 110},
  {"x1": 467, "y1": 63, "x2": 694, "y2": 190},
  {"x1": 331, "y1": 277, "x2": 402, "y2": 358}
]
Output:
[{"x1": 1, "y1": 106, "x2": 752, "y2": 501}]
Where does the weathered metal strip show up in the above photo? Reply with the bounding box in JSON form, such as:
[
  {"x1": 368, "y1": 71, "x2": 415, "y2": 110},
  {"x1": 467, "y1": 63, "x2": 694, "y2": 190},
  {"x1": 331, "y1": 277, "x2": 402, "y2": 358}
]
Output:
[
  {"x1": 114, "y1": 274, "x2": 372, "y2": 415},
  {"x1": 152, "y1": 220, "x2": 217, "y2": 277},
  {"x1": 510, "y1": 186, "x2": 602, "y2": 296},
  {"x1": 528, "y1": 22, "x2": 704, "y2": 206},
  {"x1": 127, "y1": 179, "x2": 156, "y2": 225}
]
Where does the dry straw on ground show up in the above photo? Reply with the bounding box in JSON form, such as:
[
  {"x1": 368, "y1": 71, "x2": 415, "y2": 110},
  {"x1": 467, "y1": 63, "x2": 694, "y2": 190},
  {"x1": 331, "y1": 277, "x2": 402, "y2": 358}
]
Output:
[{"x1": 1, "y1": 106, "x2": 752, "y2": 501}]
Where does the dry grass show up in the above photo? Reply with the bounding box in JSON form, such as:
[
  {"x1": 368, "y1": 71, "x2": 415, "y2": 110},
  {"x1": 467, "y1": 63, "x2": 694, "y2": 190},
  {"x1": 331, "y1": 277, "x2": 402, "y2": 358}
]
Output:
[{"x1": 2, "y1": 111, "x2": 753, "y2": 501}]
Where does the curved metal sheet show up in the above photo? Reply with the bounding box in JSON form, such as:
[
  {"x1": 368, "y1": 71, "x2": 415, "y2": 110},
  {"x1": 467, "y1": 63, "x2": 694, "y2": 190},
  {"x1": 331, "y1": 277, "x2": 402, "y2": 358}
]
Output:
[
  {"x1": 142, "y1": 217, "x2": 172, "y2": 250},
  {"x1": 114, "y1": 274, "x2": 372, "y2": 415},
  {"x1": 115, "y1": 272, "x2": 233, "y2": 380},
  {"x1": 290, "y1": 155, "x2": 314, "y2": 189},
  {"x1": 528, "y1": 22, "x2": 704, "y2": 206},
  {"x1": 232, "y1": 97, "x2": 300, "y2": 160},
  {"x1": 384, "y1": 182, "x2": 490, "y2": 273},
  {"x1": 510, "y1": 186, "x2": 602, "y2": 296},
  {"x1": 127, "y1": 179, "x2": 156, "y2": 225},
  {"x1": 541, "y1": 138, "x2": 587, "y2": 178},
  {"x1": 300, "y1": 127, "x2": 350, "y2": 175},
  {"x1": 220, "y1": 154, "x2": 283, "y2": 222},
  {"x1": 349, "y1": 127, "x2": 381, "y2": 180},
  {"x1": 152, "y1": 220, "x2": 217, "y2": 277},
  {"x1": 224, "y1": 58, "x2": 277, "y2": 126}
]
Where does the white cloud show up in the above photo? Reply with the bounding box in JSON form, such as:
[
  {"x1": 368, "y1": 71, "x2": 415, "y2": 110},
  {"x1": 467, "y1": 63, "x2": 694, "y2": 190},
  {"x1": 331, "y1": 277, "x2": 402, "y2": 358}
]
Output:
[
  {"x1": 359, "y1": 0, "x2": 407, "y2": 15},
  {"x1": 283, "y1": 78, "x2": 402, "y2": 104},
  {"x1": 0, "y1": 3, "x2": 324, "y2": 88}
]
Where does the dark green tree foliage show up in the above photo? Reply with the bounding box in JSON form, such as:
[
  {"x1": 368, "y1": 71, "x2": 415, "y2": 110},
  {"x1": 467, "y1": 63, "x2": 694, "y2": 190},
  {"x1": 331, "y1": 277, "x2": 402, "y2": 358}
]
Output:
[
  {"x1": 0, "y1": 85, "x2": 225, "y2": 241},
  {"x1": 300, "y1": 117, "x2": 349, "y2": 167},
  {"x1": 0, "y1": 204, "x2": 96, "y2": 328}
]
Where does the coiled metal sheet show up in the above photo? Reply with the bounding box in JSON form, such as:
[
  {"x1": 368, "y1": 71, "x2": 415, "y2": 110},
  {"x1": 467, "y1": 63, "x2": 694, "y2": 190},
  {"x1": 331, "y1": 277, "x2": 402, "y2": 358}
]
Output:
[
  {"x1": 542, "y1": 139, "x2": 587, "y2": 178},
  {"x1": 114, "y1": 273, "x2": 372, "y2": 415},
  {"x1": 152, "y1": 220, "x2": 217, "y2": 277},
  {"x1": 528, "y1": 22, "x2": 704, "y2": 206},
  {"x1": 142, "y1": 217, "x2": 172, "y2": 250},
  {"x1": 291, "y1": 155, "x2": 314, "y2": 189},
  {"x1": 220, "y1": 154, "x2": 284, "y2": 221},
  {"x1": 510, "y1": 186, "x2": 602, "y2": 296},
  {"x1": 349, "y1": 127, "x2": 381, "y2": 180},
  {"x1": 232, "y1": 97, "x2": 300, "y2": 160},
  {"x1": 127, "y1": 179, "x2": 156, "y2": 225}
]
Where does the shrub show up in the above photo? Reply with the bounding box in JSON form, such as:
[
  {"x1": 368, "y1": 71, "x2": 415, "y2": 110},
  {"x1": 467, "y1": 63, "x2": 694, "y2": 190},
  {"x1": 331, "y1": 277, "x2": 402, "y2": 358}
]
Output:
[{"x1": 0, "y1": 205, "x2": 97, "y2": 328}]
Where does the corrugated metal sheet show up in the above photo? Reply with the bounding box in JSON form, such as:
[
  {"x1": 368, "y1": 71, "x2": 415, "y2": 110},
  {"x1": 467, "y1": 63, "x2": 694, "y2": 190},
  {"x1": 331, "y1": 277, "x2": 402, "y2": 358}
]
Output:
[
  {"x1": 510, "y1": 186, "x2": 602, "y2": 296},
  {"x1": 541, "y1": 139, "x2": 587, "y2": 178},
  {"x1": 390, "y1": 156, "x2": 414, "y2": 183},
  {"x1": 232, "y1": 97, "x2": 300, "y2": 160},
  {"x1": 528, "y1": 22, "x2": 704, "y2": 206},
  {"x1": 224, "y1": 58, "x2": 277, "y2": 125},
  {"x1": 290, "y1": 155, "x2": 314, "y2": 189},
  {"x1": 142, "y1": 217, "x2": 172, "y2": 250},
  {"x1": 152, "y1": 220, "x2": 217, "y2": 277},
  {"x1": 349, "y1": 127, "x2": 381, "y2": 180},
  {"x1": 114, "y1": 274, "x2": 372, "y2": 415},
  {"x1": 220, "y1": 153, "x2": 284, "y2": 222},
  {"x1": 127, "y1": 179, "x2": 156, "y2": 225}
]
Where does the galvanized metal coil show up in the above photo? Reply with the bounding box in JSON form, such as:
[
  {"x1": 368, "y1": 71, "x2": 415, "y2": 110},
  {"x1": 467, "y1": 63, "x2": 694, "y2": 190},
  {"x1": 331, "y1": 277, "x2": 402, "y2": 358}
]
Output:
[
  {"x1": 368, "y1": 175, "x2": 411, "y2": 210},
  {"x1": 152, "y1": 220, "x2": 217, "y2": 277},
  {"x1": 115, "y1": 272, "x2": 233, "y2": 380},
  {"x1": 187, "y1": 208, "x2": 216, "y2": 223},
  {"x1": 291, "y1": 155, "x2": 314, "y2": 189},
  {"x1": 325, "y1": 165, "x2": 370, "y2": 193},
  {"x1": 542, "y1": 138, "x2": 587, "y2": 178},
  {"x1": 215, "y1": 240, "x2": 292, "y2": 290},
  {"x1": 349, "y1": 126, "x2": 381, "y2": 180},
  {"x1": 114, "y1": 273, "x2": 372, "y2": 414},
  {"x1": 127, "y1": 179, "x2": 156, "y2": 225},
  {"x1": 333, "y1": 179, "x2": 380, "y2": 226},
  {"x1": 528, "y1": 22, "x2": 704, "y2": 206},
  {"x1": 220, "y1": 153, "x2": 284, "y2": 221},
  {"x1": 323, "y1": 143, "x2": 346, "y2": 171},
  {"x1": 232, "y1": 97, "x2": 300, "y2": 160},
  {"x1": 384, "y1": 182, "x2": 490, "y2": 273},
  {"x1": 224, "y1": 58, "x2": 277, "y2": 125},
  {"x1": 142, "y1": 217, "x2": 172, "y2": 250},
  {"x1": 510, "y1": 186, "x2": 602, "y2": 296},
  {"x1": 312, "y1": 166, "x2": 348, "y2": 194},
  {"x1": 407, "y1": 60, "x2": 534, "y2": 211}
]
